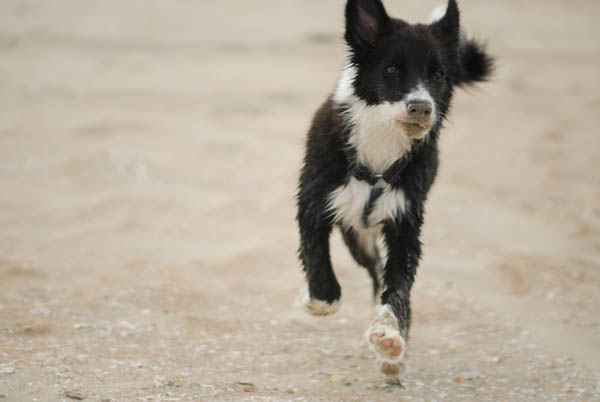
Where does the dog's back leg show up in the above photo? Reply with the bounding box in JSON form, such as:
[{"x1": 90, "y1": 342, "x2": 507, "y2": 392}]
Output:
[{"x1": 340, "y1": 225, "x2": 383, "y2": 299}]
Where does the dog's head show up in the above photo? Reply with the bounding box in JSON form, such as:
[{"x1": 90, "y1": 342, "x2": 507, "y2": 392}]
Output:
[{"x1": 336, "y1": 0, "x2": 493, "y2": 140}]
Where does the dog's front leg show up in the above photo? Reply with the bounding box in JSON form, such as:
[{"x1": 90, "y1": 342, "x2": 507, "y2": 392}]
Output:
[
  {"x1": 366, "y1": 213, "x2": 423, "y2": 376},
  {"x1": 296, "y1": 193, "x2": 341, "y2": 316}
]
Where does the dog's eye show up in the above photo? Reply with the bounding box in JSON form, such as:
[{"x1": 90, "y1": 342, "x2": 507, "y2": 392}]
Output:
[
  {"x1": 433, "y1": 69, "x2": 446, "y2": 81},
  {"x1": 385, "y1": 65, "x2": 398, "y2": 76}
]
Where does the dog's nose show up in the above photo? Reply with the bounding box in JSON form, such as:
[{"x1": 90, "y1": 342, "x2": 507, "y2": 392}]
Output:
[{"x1": 406, "y1": 101, "x2": 433, "y2": 118}]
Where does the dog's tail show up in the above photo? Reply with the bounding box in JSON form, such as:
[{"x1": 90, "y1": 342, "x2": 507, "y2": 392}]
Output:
[{"x1": 456, "y1": 36, "x2": 494, "y2": 87}]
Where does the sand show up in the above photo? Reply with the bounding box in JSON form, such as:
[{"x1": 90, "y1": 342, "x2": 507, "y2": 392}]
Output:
[{"x1": 1, "y1": 0, "x2": 599, "y2": 401}]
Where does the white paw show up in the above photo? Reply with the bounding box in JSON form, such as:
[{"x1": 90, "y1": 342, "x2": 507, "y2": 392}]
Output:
[
  {"x1": 368, "y1": 326, "x2": 405, "y2": 359},
  {"x1": 296, "y1": 287, "x2": 341, "y2": 316},
  {"x1": 365, "y1": 304, "x2": 408, "y2": 376}
]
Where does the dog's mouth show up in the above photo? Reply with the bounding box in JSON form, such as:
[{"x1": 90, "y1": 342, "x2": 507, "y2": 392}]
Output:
[
  {"x1": 397, "y1": 120, "x2": 431, "y2": 138},
  {"x1": 400, "y1": 122, "x2": 429, "y2": 130}
]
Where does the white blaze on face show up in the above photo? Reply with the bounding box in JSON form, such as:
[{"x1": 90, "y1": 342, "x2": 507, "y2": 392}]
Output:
[{"x1": 405, "y1": 84, "x2": 435, "y2": 114}]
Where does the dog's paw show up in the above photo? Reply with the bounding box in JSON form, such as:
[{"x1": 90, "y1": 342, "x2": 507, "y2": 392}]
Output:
[
  {"x1": 368, "y1": 328, "x2": 405, "y2": 359},
  {"x1": 365, "y1": 304, "x2": 408, "y2": 376},
  {"x1": 296, "y1": 287, "x2": 340, "y2": 316}
]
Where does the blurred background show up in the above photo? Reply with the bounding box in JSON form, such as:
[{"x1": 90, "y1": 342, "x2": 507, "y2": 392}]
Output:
[{"x1": 1, "y1": 1, "x2": 599, "y2": 400}]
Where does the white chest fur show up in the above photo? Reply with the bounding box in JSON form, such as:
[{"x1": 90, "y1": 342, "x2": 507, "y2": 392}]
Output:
[
  {"x1": 346, "y1": 100, "x2": 413, "y2": 173},
  {"x1": 334, "y1": 65, "x2": 415, "y2": 173},
  {"x1": 327, "y1": 177, "x2": 406, "y2": 229}
]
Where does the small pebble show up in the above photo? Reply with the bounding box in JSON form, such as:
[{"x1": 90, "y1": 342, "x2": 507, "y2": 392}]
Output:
[
  {"x1": 243, "y1": 386, "x2": 255, "y2": 392},
  {"x1": 65, "y1": 390, "x2": 86, "y2": 400},
  {"x1": 75, "y1": 354, "x2": 88, "y2": 362},
  {"x1": 329, "y1": 374, "x2": 341, "y2": 383}
]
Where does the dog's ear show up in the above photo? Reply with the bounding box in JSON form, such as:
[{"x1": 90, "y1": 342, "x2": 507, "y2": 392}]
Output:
[
  {"x1": 430, "y1": 0, "x2": 494, "y2": 86},
  {"x1": 344, "y1": 0, "x2": 392, "y2": 52},
  {"x1": 429, "y1": 0, "x2": 460, "y2": 47}
]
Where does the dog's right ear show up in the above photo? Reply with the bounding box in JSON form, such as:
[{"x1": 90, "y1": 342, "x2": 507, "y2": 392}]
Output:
[{"x1": 344, "y1": 0, "x2": 392, "y2": 52}]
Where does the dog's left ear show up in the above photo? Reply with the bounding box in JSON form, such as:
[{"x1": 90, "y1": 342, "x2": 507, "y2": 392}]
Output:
[
  {"x1": 429, "y1": 0, "x2": 460, "y2": 47},
  {"x1": 430, "y1": 0, "x2": 494, "y2": 86}
]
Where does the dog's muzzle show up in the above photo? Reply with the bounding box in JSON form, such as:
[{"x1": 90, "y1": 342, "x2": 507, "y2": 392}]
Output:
[{"x1": 397, "y1": 100, "x2": 434, "y2": 138}]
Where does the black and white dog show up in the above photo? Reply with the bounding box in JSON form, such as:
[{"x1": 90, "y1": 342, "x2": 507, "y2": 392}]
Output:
[{"x1": 296, "y1": 0, "x2": 493, "y2": 375}]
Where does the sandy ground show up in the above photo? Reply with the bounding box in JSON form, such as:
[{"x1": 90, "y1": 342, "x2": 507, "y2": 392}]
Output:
[{"x1": 1, "y1": 0, "x2": 600, "y2": 401}]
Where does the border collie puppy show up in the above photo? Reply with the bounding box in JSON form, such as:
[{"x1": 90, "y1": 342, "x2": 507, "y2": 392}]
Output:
[{"x1": 296, "y1": 0, "x2": 493, "y2": 376}]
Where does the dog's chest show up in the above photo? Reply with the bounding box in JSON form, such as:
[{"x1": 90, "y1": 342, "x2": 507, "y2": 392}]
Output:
[{"x1": 327, "y1": 178, "x2": 406, "y2": 229}]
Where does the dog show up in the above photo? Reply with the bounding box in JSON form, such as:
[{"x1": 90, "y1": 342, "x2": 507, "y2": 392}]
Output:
[{"x1": 296, "y1": 0, "x2": 493, "y2": 376}]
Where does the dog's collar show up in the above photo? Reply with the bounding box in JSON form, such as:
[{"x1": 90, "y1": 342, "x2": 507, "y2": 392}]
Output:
[
  {"x1": 344, "y1": 145, "x2": 418, "y2": 187},
  {"x1": 344, "y1": 144, "x2": 420, "y2": 227}
]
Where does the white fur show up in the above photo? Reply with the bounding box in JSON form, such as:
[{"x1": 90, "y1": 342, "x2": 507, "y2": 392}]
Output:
[
  {"x1": 428, "y1": 4, "x2": 448, "y2": 24},
  {"x1": 327, "y1": 177, "x2": 370, "y2": 228},
  {"x1": 334, "y1": 65, "x2": 412, "y2": 172},
  {"x1": 406, "y1": 84, "x2": 435, "y2": 115},
  {"x1": 327, "y1": 177, "x2": 406, "y2": 229},
  {"x1": 368, "y1": 304, "x2": 400, "y2": 333},
  {"x1": 332, "y1": 65, "x2": 357, "y2": 105},
  {"x1": 346, "y1": 100, "x2": 414, "y2": 172},
  {"x1": 371, "y1": 185, "x2": 407, "y2": 225},
  {"x1": 366, "y1": 304, "x2": 407, "y2": 375},
  {"x1": 296, "y1": 287, "x2": 340, "y2": 316}
]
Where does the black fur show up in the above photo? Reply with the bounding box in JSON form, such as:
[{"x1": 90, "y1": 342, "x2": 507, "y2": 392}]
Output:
[
  {"x1": 297, "y1": 0, "x2": 492, "y2": 341},
  {"x1": 457, "y1": 39, "x2": 494, "y2": 86},
  {"x1": 297, "y1": 97, "x2": 346, "y2": 304}
]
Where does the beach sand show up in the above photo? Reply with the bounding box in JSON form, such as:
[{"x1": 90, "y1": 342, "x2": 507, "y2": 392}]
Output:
[{"x1": 1, "y1": 0, "x2": 599, "y2": 400}]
